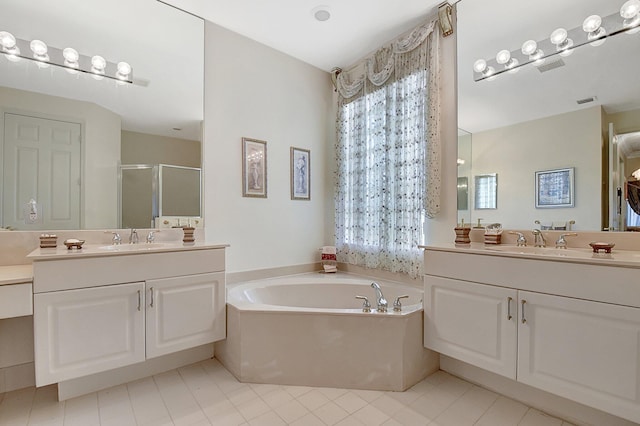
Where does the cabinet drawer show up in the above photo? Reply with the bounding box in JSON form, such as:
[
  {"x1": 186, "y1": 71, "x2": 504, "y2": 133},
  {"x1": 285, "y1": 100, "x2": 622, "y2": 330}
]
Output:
[{"x1": 0, "y1": 283, "x2": 33, "y2": 319}]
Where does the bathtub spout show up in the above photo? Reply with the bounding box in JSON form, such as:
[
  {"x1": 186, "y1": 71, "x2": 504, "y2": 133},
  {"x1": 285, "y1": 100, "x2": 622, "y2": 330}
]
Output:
[{"x1": 371, "y1": 282, "x2": 388, "y2": 312}]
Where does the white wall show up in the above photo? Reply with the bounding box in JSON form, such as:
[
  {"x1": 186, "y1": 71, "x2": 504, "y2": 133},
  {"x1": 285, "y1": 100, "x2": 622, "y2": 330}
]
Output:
[
  {"x1": 0, "y1": 87, "x2": 120, "y2": 229},
  {"x1": 203, "y1": 22, "x2": 333, "y2": 273},
  {"x1": 470, "y1": 106, "x2": 602, "y2": 230}
]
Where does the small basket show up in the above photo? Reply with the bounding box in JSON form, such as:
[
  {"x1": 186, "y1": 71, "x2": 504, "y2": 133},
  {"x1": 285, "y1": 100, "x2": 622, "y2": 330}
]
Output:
[{"x1": 39, "y1": 234, "x2": 58, "y2": 249}]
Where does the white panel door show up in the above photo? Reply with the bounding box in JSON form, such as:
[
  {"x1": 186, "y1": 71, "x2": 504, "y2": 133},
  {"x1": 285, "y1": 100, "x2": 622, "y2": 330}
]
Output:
[
  {"x1": 146, "y1": 272, "x2": 225, "y2": 359},
  {"x1": 518, "y1": 291, "x2": 640, "y2": 424},
  {"x1": 424, "y1": 275, "x2": 518, "y2": 379},
  {"x1": 34, "y1": 282, "x2": 145, "y2": 386},
  {"x1": 2, "y1": 113, "x2": 81, "y2": 230}
]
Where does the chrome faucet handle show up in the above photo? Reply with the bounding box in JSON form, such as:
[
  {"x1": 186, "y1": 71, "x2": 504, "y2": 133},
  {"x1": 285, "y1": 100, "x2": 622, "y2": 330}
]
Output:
[
  {"x1": 105, "y1": 231, "x2": 122, "y2": 245},
  {"x1": 508, "y1": 231, "x2": 527, "y2": 247},
  {"x1": 370, "y1": 282, "x2": 388, "y2": 312},
  {"x1": 146, "y1": 230, "x2": 160, "y2": 243},
  {"x1": 355, "y1": 295, "x2": 371, "y2": 313},
  {"x1": 555, "y1": 232, "x2": 577, "y2": 249},
  {"x1": 393, "y1": 295, "x2": 409, "y2": 312}
]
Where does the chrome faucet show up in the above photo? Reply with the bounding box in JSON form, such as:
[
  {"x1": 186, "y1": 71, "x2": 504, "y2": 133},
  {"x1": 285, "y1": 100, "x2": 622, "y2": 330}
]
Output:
[
  {"x1": 371, "y1": 282, "x2": 388, "y2": 312},
  {"x1": 532, "y1": 229, "x2": 546, "y2": 247},
  {"x1": 146, "y1": 230, "x2": 159, "y2": 243},
  {"x1": 129, "y1": 229, "x2": 139, "y2": 244},
  {"x1": 508, "y1": 231, "x2": 527, "y2": 247}
]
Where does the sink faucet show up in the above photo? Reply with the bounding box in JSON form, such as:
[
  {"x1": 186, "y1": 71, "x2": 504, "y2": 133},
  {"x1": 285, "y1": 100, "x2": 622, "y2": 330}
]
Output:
[
  {"x1": 371, "y1": 282, "x2": 388, "y2": 312},
  {"x1": 532, "y1": 229, "x2": 546, "y2": 247},
  {"x1": 555, "y1": 232, "x2": 577, "y2": 249},
  {"x1": 129, "y1": 229, "x2": 139, "y2": 244}
]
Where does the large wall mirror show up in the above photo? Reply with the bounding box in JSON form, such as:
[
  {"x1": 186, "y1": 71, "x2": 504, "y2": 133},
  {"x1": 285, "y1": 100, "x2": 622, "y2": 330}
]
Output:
[
  {"x1": 0, "y1": 0, "x2": 204, "y2": 230},
  {"x1": 457, "y1": 0, "x2": 640, "y2": 231}
]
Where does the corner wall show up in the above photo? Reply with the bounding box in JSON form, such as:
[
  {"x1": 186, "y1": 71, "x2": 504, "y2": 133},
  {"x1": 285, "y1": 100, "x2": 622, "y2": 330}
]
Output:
[{"x1": 203, "y1": 22, "x2": 333, "y2": 273}]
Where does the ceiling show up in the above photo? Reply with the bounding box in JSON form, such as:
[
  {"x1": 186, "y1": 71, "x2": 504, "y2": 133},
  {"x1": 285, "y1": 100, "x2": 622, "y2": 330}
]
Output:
[{"x1": 166, "y1": 0, "x2": 640, "y2": 135}]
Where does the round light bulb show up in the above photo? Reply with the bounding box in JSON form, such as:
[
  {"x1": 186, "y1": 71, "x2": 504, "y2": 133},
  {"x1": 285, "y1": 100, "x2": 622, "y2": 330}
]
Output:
[
  {"x1": 473, "y1": 59, "x2": 487, "y2": 73},
  {"x1": 62, "y1": 47, "x2": 79, "y2": 63},
  {"x1": 116, "y1": 61, "x2": 131, "y2": 76},
  {"x1": 30, "y1": 39, "x2": 47, "y2": 56},
  {"x1": 521, "y1": 40, "x2": 537, "y2": 56},
  {"x1": 507, "y1": 59, "x2": 520, "y2": 74},
  {"x1": 558, "y1": 38, "x2": 574, "y2": 56},
  {"x1": 5, "y1": 46, "x2": 20, "y2": 62},
  {"x1": 550, "y1": 28, "x2": 568, "y2": 45},
  {"x1": 91, "y1": 55, "x2": 106, "y2": 71},
  {"x1": 582, "y1": 15, "x2": 602, "y2": 33},
  {"x1": 621, "y1": 0, "x2": 640, "y2": 19},
  {"x1": 496, "y1": 50, "x2": 511, "y2": 65},
  {"x1": 0, "y1": 31, "x2": 16, "y2": 50}
]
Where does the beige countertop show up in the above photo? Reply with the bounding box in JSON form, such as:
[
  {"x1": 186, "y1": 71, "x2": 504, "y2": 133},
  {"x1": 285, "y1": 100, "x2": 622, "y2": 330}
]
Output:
[
  {"x1": 420, "y1": 242, "x2": 640, "y2": 268},
  {"x1": 27, "y1": 241, "x2": 229, "y2": 261},
  {"x1": 0, "y1": 264, "x2": 33, "y2": 285}
]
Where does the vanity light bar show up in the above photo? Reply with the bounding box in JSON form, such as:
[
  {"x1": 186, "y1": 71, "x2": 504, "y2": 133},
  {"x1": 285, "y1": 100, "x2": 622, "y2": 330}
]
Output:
[
  {"x1": 473, "y1": 0, "x2": 640, "y2": 82},
  {"x1": 0, "y1": 32, "x2": 133, "y2": 84}
]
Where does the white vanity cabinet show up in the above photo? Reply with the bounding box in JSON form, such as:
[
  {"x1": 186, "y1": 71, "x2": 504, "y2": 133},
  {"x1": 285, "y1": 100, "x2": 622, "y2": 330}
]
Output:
[
  {"x1": 423, "y1": 246, "x2": 640, "y2": 424},
  {"x1": 30, "y1": 245, "x2": 227, "y2": 388},
  {"x1": 146, "y1": 272, "x2": 225, "y2": 359},
  {"x1": 34, "y1": 282, "x2": 146, "y2": 386}
]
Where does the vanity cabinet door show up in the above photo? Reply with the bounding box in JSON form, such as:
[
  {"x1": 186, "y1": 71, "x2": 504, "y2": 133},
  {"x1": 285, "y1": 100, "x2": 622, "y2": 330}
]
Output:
[
  {"x1": 424, "y1": 275, "x2": 518, "y2": 379},
  {"x1": 146, "y1": 272, "x2": 225, "y2": 359},
  {"x1": 33, "y1": 282, "x2": 146, "y2": 386},
  {"x1": 517, "y1": 291, "x2": 640, "y2": 424}
]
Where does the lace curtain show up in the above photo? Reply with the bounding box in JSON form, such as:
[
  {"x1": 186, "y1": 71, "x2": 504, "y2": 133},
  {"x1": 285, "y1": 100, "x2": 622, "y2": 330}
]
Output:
[{"x1": 334, "y1": 18, "x2": 442, "y2": 278}]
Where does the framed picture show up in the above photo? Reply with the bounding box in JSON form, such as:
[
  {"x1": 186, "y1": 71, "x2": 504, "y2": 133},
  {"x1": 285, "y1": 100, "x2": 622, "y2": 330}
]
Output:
[
  {"x1": 290, "y1": 147, "x2": 310, "y2": 200},
  {"x1": 535, "y1": 167, "x2": 574, "y2": 208},
  {"x1": 242, "y1": 138, "x2": 267, "y2": 198}
]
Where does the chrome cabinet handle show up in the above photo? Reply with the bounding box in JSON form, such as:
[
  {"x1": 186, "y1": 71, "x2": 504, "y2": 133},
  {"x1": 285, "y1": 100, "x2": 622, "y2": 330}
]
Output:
[
  {"x1": 137, "y1": 290, "x2": 141, "y2": 311},
  {"x1": 521, "y1": 299, "x2": 527, "y2": 324},
  {"x1": 150, "y1": 287, "x2": 154, "y2": 307},
  {"x1": 507, "y1": 297, "x2": 513, "y2": 320}
]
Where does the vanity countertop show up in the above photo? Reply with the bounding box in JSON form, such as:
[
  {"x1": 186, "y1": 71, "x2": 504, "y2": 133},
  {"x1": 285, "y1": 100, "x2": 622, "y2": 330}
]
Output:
[
  {"x1": 27, "y1": 241, "x2": 229, "y2": 261},
  {"x1": 420, "y1": 242, "x2": 640, "y2": 268},
  {"x1": 0, "y1": 264, "x2": 33, "y2": 285}
]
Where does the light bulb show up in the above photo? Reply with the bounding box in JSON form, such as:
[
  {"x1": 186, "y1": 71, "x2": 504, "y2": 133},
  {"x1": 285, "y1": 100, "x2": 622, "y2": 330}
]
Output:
[
  {"x1": 0, "y1": 31, "x2": 16, "y2": 50},
  {"x1": 473, "y1": 59, "x2": 487, "y2": 73},
  {"x1": 116, "y1": 61, "x2": 131, "y2": 78},
  {"x1": 582, "y1": 15, "x2": 602, "y2": 33},
  {"x1": 91, "y1": 55, "x2": 106, "y2": 74},
  {"x1": 62, "y1": 47, "x2": 79, "y2": 64},
  {"x1": 550, "y1": 28, "x2": 567, "y2": 45},
  {"x1": 496, "y1": 50, "x2": 510, "y2": 65},
  {"x1": 5, "y1": 46, "x2": 20, "y2": 62},
  {"x1": 521, "y1": 40, "x2": 537, "y2": 55},
  {"x1": 620, "y1": 0, "x2": 640, "y2": 19},
  {"x1": 30, "y1": 39, "x2": 47, "y2": 56}
]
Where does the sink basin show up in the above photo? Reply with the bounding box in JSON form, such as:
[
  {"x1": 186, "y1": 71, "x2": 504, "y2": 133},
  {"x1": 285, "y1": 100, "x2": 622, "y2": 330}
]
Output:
[
  {"x1": 484, "y1": 245, "x2": 592, "y2": 258},
  {"x1": 97, "y1": 243, "x2": 169, "y2": 251}
]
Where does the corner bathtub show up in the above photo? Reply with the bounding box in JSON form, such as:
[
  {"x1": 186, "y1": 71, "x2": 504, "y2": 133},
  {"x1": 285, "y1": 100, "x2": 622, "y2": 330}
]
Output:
[{"x1": 215, "y1": 274, "x2": 439, "y2": 391}]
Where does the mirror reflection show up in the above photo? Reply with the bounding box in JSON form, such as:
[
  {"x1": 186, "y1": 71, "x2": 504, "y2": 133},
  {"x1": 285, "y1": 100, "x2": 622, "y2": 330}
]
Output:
[
  {"x1": 0, "y1": 0, "x2": 204, "y2": 230},
  {"x1": 457, "y1": 0, "x2": 640, "y2": 231}
]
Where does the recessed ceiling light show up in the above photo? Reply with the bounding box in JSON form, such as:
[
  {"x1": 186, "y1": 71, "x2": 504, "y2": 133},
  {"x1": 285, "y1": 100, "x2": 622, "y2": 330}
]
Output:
[{"x1": 312, "y1": 5, "x2": 331, "y2": 22}]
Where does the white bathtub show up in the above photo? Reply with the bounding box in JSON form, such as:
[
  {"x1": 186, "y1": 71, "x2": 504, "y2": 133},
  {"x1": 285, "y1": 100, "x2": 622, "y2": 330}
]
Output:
[{"x1": 215, "y1": 274, "x2": 439, "y2": 391}]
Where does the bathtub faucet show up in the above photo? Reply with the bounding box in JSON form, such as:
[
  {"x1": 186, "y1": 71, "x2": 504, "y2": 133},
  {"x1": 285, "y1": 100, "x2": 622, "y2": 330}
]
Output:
[{"x1": 371, "y1": 282, "x2": 388, "y2": 312}]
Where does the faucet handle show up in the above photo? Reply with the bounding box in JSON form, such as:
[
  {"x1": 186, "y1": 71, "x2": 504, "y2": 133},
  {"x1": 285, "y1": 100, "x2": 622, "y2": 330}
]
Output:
[
  {"x1": 508, "y1": 231, "x2": 527, "y2": 247},
  {"x1": 146, "y1": 230, "x2": 160, "y2": 243},
  {"x1": 393, "y1": 295, "x2": 409, "y2": 312},
  {"x1": 355, "y1": 295, "x2": 371, "y2": 313},
  {"x1": 555, "y1": 232, "x2": 577, "y2": 249},
  {"x1": 105, "y1": 231, "x2": 122, "y2": 245}
]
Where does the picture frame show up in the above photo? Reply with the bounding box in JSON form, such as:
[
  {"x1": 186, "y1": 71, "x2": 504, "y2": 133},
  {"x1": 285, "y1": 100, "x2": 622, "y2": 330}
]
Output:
[
  {"x1": 290, "y1": 147, "x2": 310, "y2": 200},
  {"x1": 242, "y1": 138, "x2": 267, "y2": 198},
  {"x1": 535, "y1": 167, "x2": 574, "y2": 208}
]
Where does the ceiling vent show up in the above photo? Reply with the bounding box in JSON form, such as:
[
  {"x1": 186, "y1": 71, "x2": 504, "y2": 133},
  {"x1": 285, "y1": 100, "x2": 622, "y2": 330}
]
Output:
[
  {"x1": 576, "y1": 96, "x2": 598, "y2": 105},
  {"x1": 537, "y1": 58, "x2": 565, "y2": 73}
]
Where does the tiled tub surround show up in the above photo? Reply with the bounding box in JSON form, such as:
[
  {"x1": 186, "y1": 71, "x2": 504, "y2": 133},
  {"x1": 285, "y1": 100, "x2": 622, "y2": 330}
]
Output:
[
  {"x1": 216, "y1": 274, "x2": 439, "y2": 391},
  {"x1": 422, "y1": 242, "x2": 640, "y2": 426}
]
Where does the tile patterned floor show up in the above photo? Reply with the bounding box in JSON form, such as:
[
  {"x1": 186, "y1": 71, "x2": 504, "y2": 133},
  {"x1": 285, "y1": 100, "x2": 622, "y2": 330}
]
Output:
[{"x1": 0, "y1": 358, "x2": 575, "y2": 426}]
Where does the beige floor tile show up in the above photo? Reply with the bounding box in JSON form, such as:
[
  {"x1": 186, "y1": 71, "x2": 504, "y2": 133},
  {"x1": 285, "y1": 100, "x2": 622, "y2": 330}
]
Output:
[
  {"x1": 312, "y1": 400, "x2": 350, "y2": 425},
  {"x1": 476, "y1": 396, "x2": 529, "y2": 426},
  {"x1": 289, "y1": 412, "x2": 325, "y2": 426},
  {"x1": 297, "y1": 389, "x2": 331, "y2": 411},
  {"x1": 519, "y1": 408, "x2": 564, "y2": 426},
  {"x1": 334, "y1": 391, "x2": 368, "y2": 414},
  {"x1": 351, "y1": 403, "x2": 390, "y2": 425},
  {"x1": 273, "y1": 399, "x2": 309, "y2": 423}
]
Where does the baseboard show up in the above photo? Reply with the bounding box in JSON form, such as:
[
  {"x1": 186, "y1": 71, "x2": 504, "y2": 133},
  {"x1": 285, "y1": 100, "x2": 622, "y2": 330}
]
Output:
[
  {"x1": 441, "y1": 356, "x2": 636, "y2": 426},
  {"x1": 57, "y1": 344, "x2": 214, "y2": 401}
]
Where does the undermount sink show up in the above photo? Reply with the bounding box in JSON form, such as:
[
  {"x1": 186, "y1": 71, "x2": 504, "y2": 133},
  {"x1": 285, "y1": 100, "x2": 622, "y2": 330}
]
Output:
[
  {"x1": 484, "y1": 245, "x2": 593, "y2": 258},
  {"x1": 97, "y1": 243, "x2": 169, "y2": 251}
]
